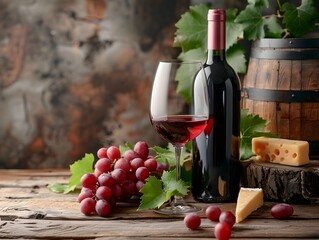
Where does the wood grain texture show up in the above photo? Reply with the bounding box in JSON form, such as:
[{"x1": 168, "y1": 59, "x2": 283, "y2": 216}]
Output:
[
  {"x1": 243, "y1": 40, "x2": 319, "y2": 159},
  {"x1": 0, "y1": 169, "x2": 318, "y2": 239}
]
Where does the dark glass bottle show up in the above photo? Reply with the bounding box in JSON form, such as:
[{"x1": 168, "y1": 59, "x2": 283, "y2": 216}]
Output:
[{"x1": 191, "y1": 9, "x2": 241, "y2": 202}]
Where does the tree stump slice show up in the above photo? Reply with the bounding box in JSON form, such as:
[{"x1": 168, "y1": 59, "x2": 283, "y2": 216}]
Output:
[{"x1": 245, "y1": 160, "x2": 319, "y2": 203}]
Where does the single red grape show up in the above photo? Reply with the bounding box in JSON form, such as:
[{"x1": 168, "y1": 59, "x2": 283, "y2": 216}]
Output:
[
  {"x1": 95, "y1": 199, "x2": 111, "y2": 217},
  {"x1": 214, "y1": 222, "x2": 232, "y2": 240},
  {"x1": 95, "y1": 157, "x2": 112, "y2": 173},
  {"x1": 80, "y1": 173, "x2": 97, "y2": 189},
  {"x1": 205, "y1": 205, "x2": 222, "y2": 222},
  {"x1": 114, "y1": 158, "x2": 131, "y2": 173},
  {"x1": 134, "y1": 141, "x2": 149, "y2": 160},
  {"x1": 98, "y1": 173, "x2": 114, "y2": 187},
  {"x1": 135, "y1": 166, "x2": 149, "y2": 181},
  {"x1": 96, "y1": 186, "x2": 112, "y2": 201},
  {"x1": 184, "y1": 213, "x2": 201, "y2": 230},
  {"x1": 107, "y1": 146, "x2": 121, "y2": 161},
  {"x1": 271, "y1": 203, "x2": 294, "y2": 219},
  {"x1": 111, "y1": 168, "x2": 126, "y2": 183},
  {"x1": 97, "y1": 147, "x2": 108, "y2": 159},
  {"x1": 219, "y1": 211, "x2": 236, "y2": 227},
  {"x1": 144, "y1": 158, "x2": 158, "y2": 172},
  {"x1": 80, "y1": 197, "x2": 96, "y2": 216}
]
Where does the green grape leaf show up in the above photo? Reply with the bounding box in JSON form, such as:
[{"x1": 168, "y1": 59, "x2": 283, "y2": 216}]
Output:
[
  {"x1": 176, "y1": 49, "x2": 206, "y2": 103},
  {"x1": 47, "y1": 183, "x2": 76, "y2": 194},
  {"x1": 138, "y1": 170, "x2": 190, "y2": 210},
  {"x1": 162, "y1": 169, "x2": 189, "y2": 197},
  {"x1": 226, "y1": 43, "x2": 247, "y2": 74},
  {"x1": 281, "y1": 0, "x2": 319, "y2": 37},
  {"x1": 48, "y1": 153, "x2": 94, "y2": 193},
  {"x1": 248, "y1": 0, "x2": 269, "y2": 8},
  {"x1": 240, "y1": 109, "x2": 277, "y2": 160},
  {"x1": 138, "y1": 176, "x2": 167, "y2": 210},
  {"x1": 174, "y1": 5, "x2": 209, "y2": 52},
  {"x1": 69, "y1": 153, "x2": 95, "y2": 187},
  {"x1": 226, "y1": 8, "x2": 244, "y2": 50},
  {"x1": 235, "y1": 6, "x2": 265, "y2": 40},
  {"x1": 176, "y1": 48, "x2": 206, "y2": 103},
  {"x1": 150, "y1": 146, "x2": 176, "y2": 166},
  {"x1": 264, "y1": 15, "x2": 283, "y2": 38}
]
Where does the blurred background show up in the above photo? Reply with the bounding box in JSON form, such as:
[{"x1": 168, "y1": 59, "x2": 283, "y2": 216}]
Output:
[{"x1": 0, "y1": 0, "x2": 318, "y2": 168}]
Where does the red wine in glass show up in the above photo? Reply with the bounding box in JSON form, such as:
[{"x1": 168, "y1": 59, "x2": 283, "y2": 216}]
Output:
[
  {"x1": 149, "y1": 60, "x2": 208, "y2": 215},
  {"x1": 151, "y1": 115, "x2": 207, "y2": 147}
]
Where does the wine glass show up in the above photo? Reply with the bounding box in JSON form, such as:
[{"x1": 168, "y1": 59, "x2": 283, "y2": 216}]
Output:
[{"x1": 150, "y1": 60, "x2": 209, "y2": 215}]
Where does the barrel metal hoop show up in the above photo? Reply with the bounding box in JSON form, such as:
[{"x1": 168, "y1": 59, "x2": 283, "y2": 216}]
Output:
[
  {"x1": 253, "y1": 38, "x2": 319, "y2": 48},
  {"x1": 250, "y1": 49, "x2": 319, "y2": 60},
  {"x1": 243, "y1": 88, "x2": 319, "y2": 102}
]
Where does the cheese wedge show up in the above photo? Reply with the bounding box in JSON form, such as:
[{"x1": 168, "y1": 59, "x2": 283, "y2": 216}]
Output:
[
  {"x1": 252, "y1": 137, "x2": 309, "y2": 166},
  {"x1": 235, "y1": 187, "x2": 263, "y2": 223}
]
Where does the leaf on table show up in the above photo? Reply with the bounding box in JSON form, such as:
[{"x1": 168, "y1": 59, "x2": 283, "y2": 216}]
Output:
[
  {"x1": 69, "y1": 153, "x2": 95, "y2": 187},
  {"x1": 47, "y1": 183, "x2": 76, "y2": 194},
  {"x1": 138, "y1": 176, "x2": 167, "y2": 210},
  {"x1": 48, "y1": 153, "x2": 95, "y2": 194},
  {"x1": 281, "y1": 0, "x2": 319, "y2": 37},
  {"x1": 174, "y1": 4, "x2": 209, "y2": 52},
  {"x1": 240, "y1": 109, "x2": 277, "y2": 160}
]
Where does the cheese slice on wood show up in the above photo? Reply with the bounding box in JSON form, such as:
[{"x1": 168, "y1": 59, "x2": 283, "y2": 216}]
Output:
[
  {"x1": 252, "y1": 137, "x2": 309, "y2": 166},
  {"x1": 235, "y1": 187, "x2": 263, "y2": 223}
]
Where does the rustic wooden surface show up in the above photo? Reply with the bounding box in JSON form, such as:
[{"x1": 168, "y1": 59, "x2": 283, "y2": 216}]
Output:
[{"x1": 0, "y1": 169, "x2": 318, "y2": 239}]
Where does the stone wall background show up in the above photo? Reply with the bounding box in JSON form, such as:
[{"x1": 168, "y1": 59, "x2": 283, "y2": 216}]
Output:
[{"x1": 0, "y1": 0, "x2": 188, "y2": 168}]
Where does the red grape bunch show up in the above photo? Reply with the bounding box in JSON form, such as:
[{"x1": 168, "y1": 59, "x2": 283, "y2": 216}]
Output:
[{"x1": 78, "y1": 141, "x2": 168, "y2": 217}]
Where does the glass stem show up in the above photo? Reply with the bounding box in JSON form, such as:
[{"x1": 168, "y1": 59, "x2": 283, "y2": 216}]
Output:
[
  {"x1": 172, "y1": 146, "x2": 185, "y2": 206},
  {"x1": 174, "y1": 146, "x2": 183, "y2": 182}
]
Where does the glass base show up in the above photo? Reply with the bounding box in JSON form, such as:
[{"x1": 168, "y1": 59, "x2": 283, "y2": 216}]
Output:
[{"x1": 154, "y1": 196, "x2": 201, "y2": 215}]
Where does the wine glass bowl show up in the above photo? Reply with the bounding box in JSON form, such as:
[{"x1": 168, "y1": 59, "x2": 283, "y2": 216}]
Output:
[{"x1": 150, "y1": 60, "x2": 209, "y2": 215}]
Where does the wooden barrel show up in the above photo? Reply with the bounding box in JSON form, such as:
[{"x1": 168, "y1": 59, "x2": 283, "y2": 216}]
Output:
[{"x1": 242, "y1": 38, "x2": 319, "y2": 159}]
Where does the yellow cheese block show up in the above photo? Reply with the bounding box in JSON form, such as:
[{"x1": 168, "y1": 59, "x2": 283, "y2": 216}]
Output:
[
  {"x1": 252, "y1": 137, "x2": 309, "y2": 166},
  {"x1": 235, "y1": 187, "x2": 263, "y2": 223}
]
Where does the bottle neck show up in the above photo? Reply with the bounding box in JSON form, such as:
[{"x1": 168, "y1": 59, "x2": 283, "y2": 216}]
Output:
[
  {"x1": 207, "y1": 9, "x2": 226, "y2": 63},
  {"x1": 207, "y1": 49, "x2": 226, "y2": 63}
]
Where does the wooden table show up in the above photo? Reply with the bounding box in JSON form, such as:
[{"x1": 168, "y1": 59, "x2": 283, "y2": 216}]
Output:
[{"x1": 0, "y1": 169, "x2": 318, "y2": 239}]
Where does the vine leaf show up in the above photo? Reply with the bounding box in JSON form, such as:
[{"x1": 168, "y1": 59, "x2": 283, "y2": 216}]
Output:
[{"x1": 281, "y1": 0, "x2": 319, "y2": 37}]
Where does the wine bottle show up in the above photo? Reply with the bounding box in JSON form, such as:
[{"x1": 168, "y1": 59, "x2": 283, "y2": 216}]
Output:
[{"x1": 191, "y1": 9, "x2": 241, "y2": 202}]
